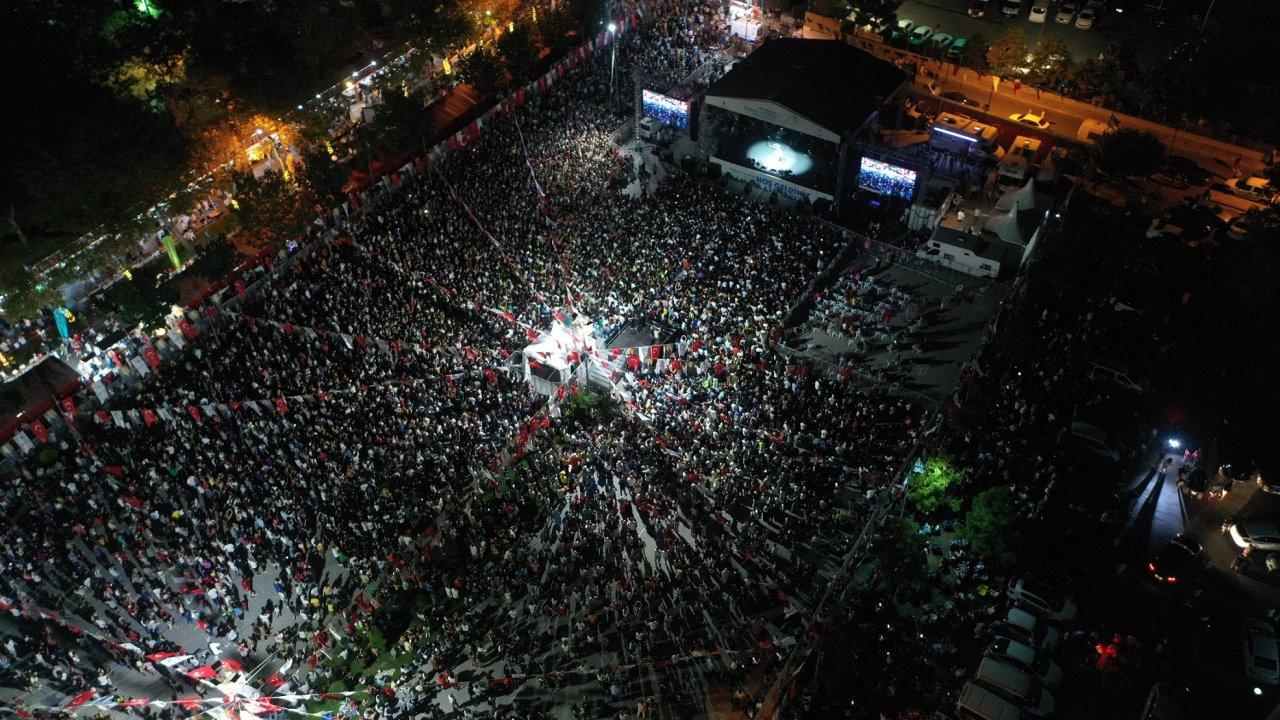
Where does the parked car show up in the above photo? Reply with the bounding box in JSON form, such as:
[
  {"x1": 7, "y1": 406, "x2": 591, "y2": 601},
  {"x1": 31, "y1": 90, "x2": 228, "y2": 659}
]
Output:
[
  {"x1": 1229, "y1": 522, "x2": 1280, "y2": 552},
  {"x1": 1056, "y1": 2, "x2": 1078, "y2": 23},
  {"x1": 948, "y1": 37, "x2": 969, "y2": 62},
  {"x1": 957, "y1": 682, "x2": 1024, "y2": 720},
  {"x1": 1075, "y1": 1, "x2": 1101, "y2": 28},
  {"x1": 1029, "y1": 1, "x2": 1050, "y2": 22},
  {"x1": 1002, "y1": 0, "x2": 1023, "y2": 17},
  {"x1": 1090, "y1": 359, "x2": 1149, "y2": 394},
  {"x1": 1224, "y1": 177, "x2": 1276, "y2": 205},
  {"x1": 1243, "y1": 619, "x2": 1280, "y2": 686},
  {"x1": 942, "y1": 90, "x2": 983, "y2": 108},
  {"x1": 1009, "y1": 111, "x2": 1050, "y2": 130},
  {"x1": 1067, "y1": 421, "x2": 1122, "y2": 463},
  {"x1": 889, "y1": 19, "x2": 915, "y2": 43},
  {"x1": 974, "y1": 656, "x2": 1056, "y2": 717},
  {"x1": 1008, "y1": 578, "x2": 1078, "y2": 622},
  {"x1": 1158, "y1": 156, "x2": 1211, "y2": 187},
  {"x1": 969, "y1": 0, "x2": 991, "y2": 16},
  {"x1": 986, "y1": 636, "x2": 1064, "y2": 689},
  {"x1": 992, "y1": 606, "x2": 1061, "y2": 650},
  {"x1": 1148, "y1": 534, "x2": 1202, "y2": 586},
  {"x1": 932, "y1": 33, "x2": 955, "y2": 52},
  {"x1": 909, "y1": 25, "x2": 935, "y2": 48}
]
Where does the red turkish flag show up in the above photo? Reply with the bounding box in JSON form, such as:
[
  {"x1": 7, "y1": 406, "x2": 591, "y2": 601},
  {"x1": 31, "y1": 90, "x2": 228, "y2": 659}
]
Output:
[
  {"x1": 29, "y1": 421, "x2": 50, "y2": 443},
  {"x1": 484, "y1": 368, "x2": 497, "y2": 384},
  {"x1": 66, "y1": 691, "x2": 96, "y2": 709},
  {"x1": 60, "y1": 397, "x2": 76, "y2": 415},
  {"x1": 274, "y1": 397, "x2": 289, "y2": 414},
  {"x1": 235, "y1": 279, "x2": 246, "y2": 296},
  {"x1": 178, "y1": 318, "x2": 198, "y2": 341},
  {"x1": 187, "y1": 406, "x2": 202, "y2": 423},
  {"x1": 184, "y1": 665, "x2": 217, "y2": 680},
  {"x1": 142, "y1": 409, "x2": 158, "y2": 426},
  {"x1": 525, "y1": 328, "x2": 539, "y2": 341},
  {"x1": 143, "y1": 346, "x2": 161, "y2": 371}
]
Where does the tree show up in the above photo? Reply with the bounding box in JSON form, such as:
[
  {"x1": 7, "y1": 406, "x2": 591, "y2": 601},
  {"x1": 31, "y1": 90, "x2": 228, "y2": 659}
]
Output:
[
  {"x1": 362, "y1": 89, "x2": 431, "y2": 159},
  {"x1": 229, "y1": 168, "x2": 313, "y2": 248},
  {"x1": 1027, "y1": 39, "x2": 1073, "y2": 90},
  {"x1": 1096, "y1": 128, "x2": 1167, "y2": 178},
  {"x1": 300, "y1": 144, "x2": 351, "y2": 204},
  {"x1": 874, "y1": 517, "x2": 930, "y2": 591},
  {"x1": 458, "y1": 44, "x2": 505, "y2": 96},
  {"x1": 986, "y1": 28, "x2": 1028, "y2": 75},
  {"x1": 959, "y1": 486, "x2": 1021, "y2": 569},
  {"x1": 906, "y1": 456, "x2": 965, "y2": 515},
  {"x1": 961, "y1": 32, "x2": 991, "y2": 72},
  {"x1": 497, "y1": 23, "x2": 542, "y2": 84},
  {"x1": 539, "y1": 10, "x2": 579, "y2": 57},
  {"x1": 1066, "y1": 43, "x2": 1134, "y2": 107}
]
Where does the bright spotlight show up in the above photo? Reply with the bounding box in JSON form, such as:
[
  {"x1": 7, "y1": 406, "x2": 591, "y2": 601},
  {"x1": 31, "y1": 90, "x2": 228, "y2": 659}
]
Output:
[
  {"x1": 607, "y1": 21, "x2": 617, "y2": 32},
  {"x1": 1167, "y1": 438, "x2": 1182, "y2": 449}
]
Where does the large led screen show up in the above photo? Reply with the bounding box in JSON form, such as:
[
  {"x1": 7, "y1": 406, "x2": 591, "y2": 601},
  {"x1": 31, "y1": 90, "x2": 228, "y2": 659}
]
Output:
[
  {"x1": 642, "y1": 89, "x2": 690, "y2": 131},
  {"x1": 857, "y1": 157, "x2": 918, "y2": 200}
]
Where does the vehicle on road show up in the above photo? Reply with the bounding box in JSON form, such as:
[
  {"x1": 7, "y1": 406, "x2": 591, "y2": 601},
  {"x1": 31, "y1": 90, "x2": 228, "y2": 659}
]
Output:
[
  {"x1": 1243, "y1": 619, "x2": 1280, "y2": 686},
  {"x1": 1067, "y1": 421, "x2": 1122, "y2": 463},
  {"x1": 1090, "y1": 358, "x2": 1149, "y2": 394},
  {"x1": 986, "y1": 637, "x2": 1064, "y2": 689},
  {"x1": 1002, "y1": 0, "x2": 1024, "y2": 17},
  {"x1": 1008, "y1": 578, "x2": 1078, "y2": 622},
  {"x1": 1229, "y1": 522, "x2": 1280, "y2": 552},
  {"x1": 1075, "y1": 1, "x2": 1101, "y2": 29},
  {"x1": 1224, "y1": 176, "x2": 1276, "y2": 205},
  {"x1": 1009, "y1": 111, "x2": 1050, "y2": 130},
  {"x1": 1029, "y1": 1, "x2": 1050, "y2": 22},
  {"x1": 1148, "y1": 534, "x2": 1202, "y2": 586},
  {"x1": 942, "y1": 91, "x2": 983, "y2": 108},
  {"x1": 957, "y1": 682, "x2": 1024, "y2": 720},
  {"x1": 1056, "y1": 2, "x2": 1078, "y2": 23},
  {"x1": 1207, "y1": 182, "x2": 1268, "y2": 213},
  {"x1": 1077, "y1": 118, "x2": 1108, "y2": 143},
  {"x1": 974, "y1": 656, "x2": 1056, "y2": 717},
  {"x1": 968, "y1": 0, "x2": 991, "y2": 17},
  {"x1": 948, "y1": 37, "x2": 969, "y2": 62},
  {"x1": 1159, "y1": 156, "x2": 1211, "y2": 187},
  {"x1": 992, "y1": 606, "x2": 1061, "y2": 651},
  {"x1": 909, "y1": 25, "x2": 935, "y2": 49}
]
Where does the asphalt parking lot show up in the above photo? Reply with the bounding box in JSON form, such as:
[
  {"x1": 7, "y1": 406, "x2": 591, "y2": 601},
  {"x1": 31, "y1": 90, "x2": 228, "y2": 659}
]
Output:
[{"x1": 895, "y1": 0, "x2": 1187, "y2": 64}]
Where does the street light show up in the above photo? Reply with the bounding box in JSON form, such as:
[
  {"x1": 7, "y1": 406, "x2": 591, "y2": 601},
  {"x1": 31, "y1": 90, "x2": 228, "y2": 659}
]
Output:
[{"x1": 607, "y1": 22, "x2": 618, "y2": 97}]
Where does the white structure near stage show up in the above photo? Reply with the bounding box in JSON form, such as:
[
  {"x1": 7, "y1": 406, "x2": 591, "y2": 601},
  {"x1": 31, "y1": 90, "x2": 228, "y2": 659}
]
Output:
[{"x1": 521, "y1": 317, "x2": 599, "y2": 399}]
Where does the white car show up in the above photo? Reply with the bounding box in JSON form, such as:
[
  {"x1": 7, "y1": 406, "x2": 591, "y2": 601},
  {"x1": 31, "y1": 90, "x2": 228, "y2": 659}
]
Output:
[
  {"x1": 1009, "y1": 111, "x2": 1051, "y2": 130},
  {"x1": 1056, "y1": 2, "x2": 1078, "y2": 23},
  {"x1": 986, "y1": 636, "x2": 1064, "y2": 689},
  {"x1": 1230, "y1": 522, "x2": 1280, "y2": 552},
  {"x1": 991, "y1": 606, "x2": 1060, "y2": 650},
  {"x1": 1075, "y1": 1, "x2": 1100, "y2": 28},
  {"x1": 1029, "y1": 1, "x2": 1050, "y2": 22},
  {"x1": 1244, "y1": 619, "x2": 1280, "y2": 685},
  {"x1": 1008, "y1": 578, "x2": 1078, "y2": 622}
]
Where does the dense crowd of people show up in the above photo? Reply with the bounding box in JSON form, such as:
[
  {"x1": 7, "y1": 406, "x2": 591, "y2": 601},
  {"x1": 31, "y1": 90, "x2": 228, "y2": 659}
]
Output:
[{"x1": 0, "y1": 8, "x2": 940, "y2": 720}]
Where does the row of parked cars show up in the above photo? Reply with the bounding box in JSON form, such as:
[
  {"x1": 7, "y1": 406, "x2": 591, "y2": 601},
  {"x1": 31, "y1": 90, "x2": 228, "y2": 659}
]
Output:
[
  {"x1": 884, "y1": 20, "x2": 969, "y2": 61},
  {"x1": 969, "y1": 0, "x2": 1106, "y2": 30},
  {"x1": 957, "y1": 578, "x2": 1077, "y2": 719}
]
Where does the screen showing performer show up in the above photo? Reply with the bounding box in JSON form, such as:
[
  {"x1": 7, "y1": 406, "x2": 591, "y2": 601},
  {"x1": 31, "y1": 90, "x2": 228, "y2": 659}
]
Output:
[
  {"x1": 857, "y1": 157, "x2": 918, "y2": 200},
  {"x1": 642, "y1": 89, "x2": 690, "y2": 130}
]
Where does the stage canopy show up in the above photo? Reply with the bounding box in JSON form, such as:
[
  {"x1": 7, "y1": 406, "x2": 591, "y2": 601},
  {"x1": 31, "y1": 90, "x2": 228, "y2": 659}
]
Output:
[{"x1": 704, "y1": 38, "x2": 907, "y2": 143}]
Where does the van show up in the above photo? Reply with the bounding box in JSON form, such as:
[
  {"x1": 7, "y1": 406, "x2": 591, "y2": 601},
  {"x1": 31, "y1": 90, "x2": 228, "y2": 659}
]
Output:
[
  {"x1": 957, "y1": 682, "x2": 1026, "y2": 720},
  {"x1": 1090, "y1": 358, "x2": 1149, "y2": 394},
  {"x1": 974, "y1": 656, "x2": 1056, "y2": 717},
  {"x1": 998, "y1": 135, "x2": 1041, "y2": 187},
  {"x1": 1077, "y1": 119, "x2": 1108, "y2": 144},
  {"x1": 638, "y1": 117, "x2": 658, "y2": 141}
]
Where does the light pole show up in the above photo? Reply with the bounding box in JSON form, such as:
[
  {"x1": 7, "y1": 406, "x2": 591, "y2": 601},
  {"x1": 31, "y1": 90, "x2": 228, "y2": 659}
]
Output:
[{"x1": 607, "y1": 22, "x2": 618, "y2": 97}]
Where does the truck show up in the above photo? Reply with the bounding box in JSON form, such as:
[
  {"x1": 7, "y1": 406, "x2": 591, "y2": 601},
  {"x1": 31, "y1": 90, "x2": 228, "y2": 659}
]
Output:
[{"x1": 930, "y1": 112, "x2": 1005, "y2": 159}]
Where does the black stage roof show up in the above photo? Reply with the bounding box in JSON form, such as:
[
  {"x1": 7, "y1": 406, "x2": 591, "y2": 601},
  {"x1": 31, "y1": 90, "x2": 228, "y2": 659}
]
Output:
[{"x1": 705, "y1": 38, "x2": 907, "y2": 137}]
